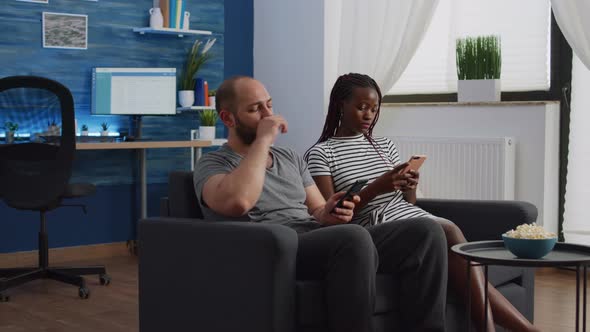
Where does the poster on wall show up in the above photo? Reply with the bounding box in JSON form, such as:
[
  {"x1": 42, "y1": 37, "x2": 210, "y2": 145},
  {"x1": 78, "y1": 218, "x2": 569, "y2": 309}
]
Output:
[
  {"x1": 42, "y1": 12, "x2": 88, "y2": 50},
  {"x1": 16, "y1": 0, "x2": 48, "y2": 3}
]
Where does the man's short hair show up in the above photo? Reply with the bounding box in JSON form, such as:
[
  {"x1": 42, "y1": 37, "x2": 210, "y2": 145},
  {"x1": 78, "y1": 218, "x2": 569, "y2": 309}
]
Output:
[{"x1": 215, "y1": 76, "x2": 253, "y2": 114}]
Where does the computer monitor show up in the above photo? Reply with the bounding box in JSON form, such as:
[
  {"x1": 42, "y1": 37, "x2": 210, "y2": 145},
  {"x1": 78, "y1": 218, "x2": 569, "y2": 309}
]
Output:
[{"x1": 91, "y1": 68, "x2": 177, "y2": 115}]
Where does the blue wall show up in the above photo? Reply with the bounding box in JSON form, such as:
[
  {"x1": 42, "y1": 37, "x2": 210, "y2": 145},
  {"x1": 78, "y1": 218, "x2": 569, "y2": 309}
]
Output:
[{"x1": 0, "y1": 0, "x2": 253, "y2": 253}]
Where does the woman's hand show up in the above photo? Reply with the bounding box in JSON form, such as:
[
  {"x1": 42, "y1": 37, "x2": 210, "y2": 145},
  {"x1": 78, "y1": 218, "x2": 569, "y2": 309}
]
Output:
[
  {"x1": 317, "y1": 191, "x2": 361, "y2": 226},
  {"x1": 400, "y1": 170, "x2": 419, "y2": 192},
  {"x1": 371, "y1": 162, "x2": 413, "y2": 195}
]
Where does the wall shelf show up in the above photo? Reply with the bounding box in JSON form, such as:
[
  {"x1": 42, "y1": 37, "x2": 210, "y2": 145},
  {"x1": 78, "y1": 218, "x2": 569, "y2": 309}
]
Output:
[
  {"x1": 133, "y1": 27, "x2": 212, "y2": 37},
  {"x1": 177, "y1": 106, "x2": 216, "y2": 113}
]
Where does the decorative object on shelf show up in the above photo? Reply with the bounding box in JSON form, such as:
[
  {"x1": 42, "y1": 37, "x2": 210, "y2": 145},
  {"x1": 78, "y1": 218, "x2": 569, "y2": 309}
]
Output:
[
  {"x1": 149, "y1": 7, "x2": 164, "y2": 29},
  {"x1": 183, "y1": 11, "x2": 190, "y2": 31},
  {"x1": 178, "y1": 38, "x2": 216, "y2": 106},
  {"x1": 199, "y1": 109, "x2": 217, "y2": 140},
  {"x1": 100, "y1": 122, "x2": 109, "y2": 136},
  {"x1": 4, "y1": 121, "x2": 18, "y2": 144},
  {"x1": 81, "y1": 124, "x2": 89, "y2": 136},
  {"x1": 47, "y1": 119, "x2": 60, "y2": 136},
  {"x1": 178, "y1": 90, "x2": 194, "y2": 107},
  {"x1": 456, "y1": 35, "x2": 501, "y2": 102},
  {"x1": 208, "y1": 89, "x2": 216, "y2": 108},
  {"x1": 42, "y1": 12, "x2": 88, "y2": 50}
]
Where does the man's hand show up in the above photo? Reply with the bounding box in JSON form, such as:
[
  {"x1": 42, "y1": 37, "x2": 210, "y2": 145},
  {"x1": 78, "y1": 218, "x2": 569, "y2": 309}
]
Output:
[
  {"x1": 317, "y1": 191, "x2": 361, "y2": 226},
  {"x1": 256, "y1": 115, "x2": 288, "y2": 145}
]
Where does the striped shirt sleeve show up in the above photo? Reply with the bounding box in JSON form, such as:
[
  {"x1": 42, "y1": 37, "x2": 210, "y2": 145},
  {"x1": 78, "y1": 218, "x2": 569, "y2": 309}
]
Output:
[
  {"x1": 305, "y1": 144, "x2": 332, "y2": 177},
  {"x1": 385, "y1": 138, "x2": 401, "y2": 166}
]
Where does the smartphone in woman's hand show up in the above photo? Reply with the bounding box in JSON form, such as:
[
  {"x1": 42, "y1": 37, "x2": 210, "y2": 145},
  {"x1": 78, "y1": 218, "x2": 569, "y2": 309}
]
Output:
[{"x1": 401, "y1": 155, "x2": 427, "y2": 174}]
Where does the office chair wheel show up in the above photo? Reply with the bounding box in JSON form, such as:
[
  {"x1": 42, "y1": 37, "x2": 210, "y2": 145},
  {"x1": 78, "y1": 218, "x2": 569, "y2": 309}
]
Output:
[
  {"x1": 78, "y1": 286, "x2": 90, "y2": 299},
  {"x1": 0, "y1": 293, "x2": 9, "y2": 302},
  {"x1": 99, "y1": 273, "x2": 111, "y2": 286}
]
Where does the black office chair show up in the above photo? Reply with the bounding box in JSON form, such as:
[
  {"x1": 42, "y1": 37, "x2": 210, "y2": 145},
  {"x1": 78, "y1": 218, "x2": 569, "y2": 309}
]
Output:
[{"x1": 0, "y1": 76, "x2": 110, "y2": 302}]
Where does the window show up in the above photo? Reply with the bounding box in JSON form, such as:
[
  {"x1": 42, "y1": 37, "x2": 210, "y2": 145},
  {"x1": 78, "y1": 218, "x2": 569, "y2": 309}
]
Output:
[{"x1": 388, "y1": 0, "x2": 551, "y2": 95}]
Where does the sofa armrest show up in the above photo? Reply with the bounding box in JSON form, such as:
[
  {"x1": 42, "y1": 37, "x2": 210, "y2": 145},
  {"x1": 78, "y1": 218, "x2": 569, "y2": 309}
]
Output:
[
  {"x1": 139, "y1": 217, "x2": 298, "y2": 332},
  {"x1": 416, "y1": 199, "x2": 538, "y2": 241}
]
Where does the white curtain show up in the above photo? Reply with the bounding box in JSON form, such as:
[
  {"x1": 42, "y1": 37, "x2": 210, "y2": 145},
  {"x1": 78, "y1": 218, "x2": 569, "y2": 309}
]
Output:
[
  {"x1": 328, "y1": 0, "x2": 439, "y2": 94},
  {"x1": 551, "y1": 0, "x2": 590, "y2": 243}
]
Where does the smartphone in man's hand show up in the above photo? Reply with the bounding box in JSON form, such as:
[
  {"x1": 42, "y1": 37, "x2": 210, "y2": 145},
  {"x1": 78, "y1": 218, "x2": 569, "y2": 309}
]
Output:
[{"x1": 333, "y1": 179, "x2": 369, "y2": 211}]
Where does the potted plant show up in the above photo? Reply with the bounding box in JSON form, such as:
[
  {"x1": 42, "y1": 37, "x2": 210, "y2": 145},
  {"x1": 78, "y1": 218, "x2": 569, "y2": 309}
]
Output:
[
  {"x1": 456, "y1": 35, "x2": 501, "y2": 102},
  {"x1": 100, "y1": 122, "x2": 109, "y2": 136},
  {"x1": 199, "y1": 110, "x2": 217, "y2": 140},
  {"x1": 178, "y1": 38, "x2": 216, "y2": 107},
  {"x1": 208, "y1": 89, "x2": 216, "y2": 108},
  {"x1": 81, "y1": 124, "x2": 89, "y2": 136},
  {"x1": 4, "y1": 121, "x2": 18, "y2": 144},
  {"x1": 47, "y1": 119, "x2": 60, "y2": 136}
]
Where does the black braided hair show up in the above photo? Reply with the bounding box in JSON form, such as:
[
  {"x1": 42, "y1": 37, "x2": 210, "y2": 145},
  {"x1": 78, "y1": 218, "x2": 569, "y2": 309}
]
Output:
[{"x1": 305, "y1": 73, "x2": 388, "y2": 165}]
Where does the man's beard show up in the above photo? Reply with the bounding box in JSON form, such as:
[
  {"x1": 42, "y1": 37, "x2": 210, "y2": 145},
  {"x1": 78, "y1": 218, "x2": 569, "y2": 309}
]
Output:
[{"x1": 234, "y1": 116, "x2": 257, "y2": 145}]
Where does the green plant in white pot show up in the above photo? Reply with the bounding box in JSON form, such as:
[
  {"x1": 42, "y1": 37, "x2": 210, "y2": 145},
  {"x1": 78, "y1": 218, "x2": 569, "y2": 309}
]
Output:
[
  {"x1": 456, "y1": 35, "x2": 501, "y2": 102},
  {"x1": 47, "y1": 119, "x2": 60, "y2": 136},
  {"x1": 4, "y1": 121, "x2": 18, "y2": 144},
  {"x1": 199, "y1": 110, "x2": 217, "y2": 140},
  {"x1": 208, "y1": 89, "x2": 216, "y2": 108},
  {"x1": 100, "y1": 122, "x2": 109, "y2": 137},
  {"x1": 178, "y1": 38, "x2": 216, "y2": 108},
  {"x1": 81, "y1": 124, "x2": 89, "y2": 136}
]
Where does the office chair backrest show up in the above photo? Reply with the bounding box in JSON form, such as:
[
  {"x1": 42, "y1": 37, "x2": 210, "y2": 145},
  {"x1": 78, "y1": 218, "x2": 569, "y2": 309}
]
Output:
[{"x1": 0, "y1": 76, "x2": 76, "y2": 210}]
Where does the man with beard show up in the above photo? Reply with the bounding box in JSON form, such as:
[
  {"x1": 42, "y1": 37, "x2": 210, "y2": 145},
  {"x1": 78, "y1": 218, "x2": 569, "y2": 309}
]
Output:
[{"x1": 193, "y1": 76, "x2": 448, "y2": 332}]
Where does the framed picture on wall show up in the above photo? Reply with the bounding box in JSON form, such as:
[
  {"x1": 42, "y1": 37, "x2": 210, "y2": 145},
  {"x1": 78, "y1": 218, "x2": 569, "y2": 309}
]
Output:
[
  {"x1": 16, "y1": 0, "x2": 49, "y2": 3},
  {"x1": 42, "y1": 12, "x2": 88, "y2": 50}
]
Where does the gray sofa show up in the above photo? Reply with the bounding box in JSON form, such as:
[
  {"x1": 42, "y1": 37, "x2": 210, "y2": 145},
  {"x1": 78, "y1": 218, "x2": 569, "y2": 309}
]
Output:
[{"x1": 138, "y1": 171, "x2": 536, "y2": 332}]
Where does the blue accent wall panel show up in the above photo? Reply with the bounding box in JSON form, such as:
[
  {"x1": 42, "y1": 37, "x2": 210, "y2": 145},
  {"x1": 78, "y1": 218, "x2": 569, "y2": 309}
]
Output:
[
  {"x1": 0, "y1": 0, "x2": 224, "y2": 185},
  {"x1": 0, "y1": 0, "x2": 253, "y2": 253}
]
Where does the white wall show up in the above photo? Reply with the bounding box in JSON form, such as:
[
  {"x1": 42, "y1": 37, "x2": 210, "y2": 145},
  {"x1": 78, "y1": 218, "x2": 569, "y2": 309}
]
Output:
[
  {"x1": 253, "y1": 0, "x2": 327, "y2": 155},
  {"x1": 373, "y1": 102, "x2": 560, "y2": 234}
]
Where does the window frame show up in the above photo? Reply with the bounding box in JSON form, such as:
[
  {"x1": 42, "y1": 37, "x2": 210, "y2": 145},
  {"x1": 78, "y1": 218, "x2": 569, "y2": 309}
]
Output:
[{"x1": 382, "y1": 13, "x2": 569, "y2": 103}]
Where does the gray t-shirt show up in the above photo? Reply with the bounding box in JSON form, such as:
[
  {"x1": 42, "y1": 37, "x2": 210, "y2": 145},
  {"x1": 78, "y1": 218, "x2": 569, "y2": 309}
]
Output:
[{"x1": 193, "y1": 144, "x2": 321, "y2": 233}]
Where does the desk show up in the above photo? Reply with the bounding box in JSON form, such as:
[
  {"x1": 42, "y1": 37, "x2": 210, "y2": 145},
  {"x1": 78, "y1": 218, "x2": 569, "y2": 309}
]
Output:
[{"x1": 77, "y1": 140, "x2": 212, "y2": 221}]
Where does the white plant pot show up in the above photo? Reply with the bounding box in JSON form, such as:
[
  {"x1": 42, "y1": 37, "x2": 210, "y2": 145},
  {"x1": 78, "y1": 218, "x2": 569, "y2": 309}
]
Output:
[
  {"x1": 47, "y1": 125, "x2": 60, "y2": 136},
  {"x1": 178, "y1": 90, "x2": 195, "y2": 107},
  {"x1": 100, "y1": 130, "x2": 109, "y2": 137},
  {"x1": 208, "y1": 96, "x2": 216, "y2": 108},
  {"x1": 199, "y1": 126, "x2": 216, "y2": 140},
  {"x1": 81, "y1": 130, "x2": 89, "y2": 136},
  {"x1": 457, "y1": 79, "x2": 501, "y2": 103}
]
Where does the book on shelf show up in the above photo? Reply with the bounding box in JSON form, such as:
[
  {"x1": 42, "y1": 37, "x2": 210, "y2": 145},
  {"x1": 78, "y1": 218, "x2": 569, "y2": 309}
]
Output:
[{"x1": 159, "y1": 0, "x2": 169, "y2": 28}]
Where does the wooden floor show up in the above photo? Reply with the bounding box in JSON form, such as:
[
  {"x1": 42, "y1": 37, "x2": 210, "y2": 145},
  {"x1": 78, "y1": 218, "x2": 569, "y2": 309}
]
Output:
[{"x1": 0, "y1": 256, "x2": 587, "y2": 332}]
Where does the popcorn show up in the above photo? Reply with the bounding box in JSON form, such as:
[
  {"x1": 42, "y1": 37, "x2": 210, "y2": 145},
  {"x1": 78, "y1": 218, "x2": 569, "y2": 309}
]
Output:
[{"x1": 504, "y1": 223, "x2": 557, "y2": 239}]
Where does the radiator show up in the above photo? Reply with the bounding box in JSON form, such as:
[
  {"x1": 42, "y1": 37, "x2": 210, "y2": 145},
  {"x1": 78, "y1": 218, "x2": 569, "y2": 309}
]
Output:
[{"x1": 387, "y1": 136, "x2": 515, "y2": 200}]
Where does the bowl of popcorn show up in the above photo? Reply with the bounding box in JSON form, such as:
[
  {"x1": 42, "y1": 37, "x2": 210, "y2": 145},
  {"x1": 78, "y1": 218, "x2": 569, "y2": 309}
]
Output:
[{"x1": 502, "y1": 223, "x2": 557, "y2": 259}]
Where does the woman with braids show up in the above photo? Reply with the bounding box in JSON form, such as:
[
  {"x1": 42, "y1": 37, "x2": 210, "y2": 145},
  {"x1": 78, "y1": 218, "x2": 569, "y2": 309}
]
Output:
[{"x1": 305, "y1": 73, "x2": 540, "y2": 332}]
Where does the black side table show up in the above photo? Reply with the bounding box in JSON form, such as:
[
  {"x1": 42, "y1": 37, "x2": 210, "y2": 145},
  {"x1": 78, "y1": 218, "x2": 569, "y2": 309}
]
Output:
[{"x1": 452, "y1": 241, "x2": 590, "y2": 332}]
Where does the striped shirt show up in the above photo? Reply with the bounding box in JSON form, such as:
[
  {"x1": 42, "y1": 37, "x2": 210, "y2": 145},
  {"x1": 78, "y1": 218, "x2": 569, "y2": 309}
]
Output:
[{"x1": 305, "y1": 134, "x2": 431, "y2": 226}]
